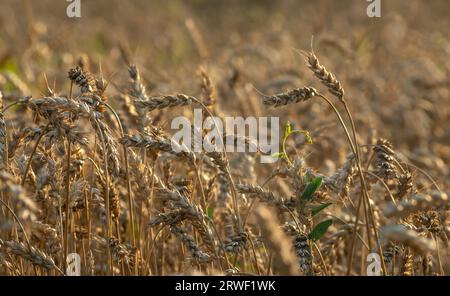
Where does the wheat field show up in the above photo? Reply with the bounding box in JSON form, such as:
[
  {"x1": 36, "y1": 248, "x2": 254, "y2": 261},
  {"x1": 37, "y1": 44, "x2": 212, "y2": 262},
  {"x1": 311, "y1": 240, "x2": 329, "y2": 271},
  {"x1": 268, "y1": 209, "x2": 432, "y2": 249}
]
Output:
[{"x1": 0, "y1": 0, "x2": 448, "y2": 276}]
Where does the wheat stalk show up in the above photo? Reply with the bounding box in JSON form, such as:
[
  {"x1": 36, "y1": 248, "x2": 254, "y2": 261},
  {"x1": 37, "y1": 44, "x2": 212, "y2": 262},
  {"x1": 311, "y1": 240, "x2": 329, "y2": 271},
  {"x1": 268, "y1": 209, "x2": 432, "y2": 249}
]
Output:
[
  {"x1": 134, "y1": 94, "x2": 194, "y2": 111},
  {"x1": 263, "y1": 87, "x2": 317, "y2": 107},
  {"x1": 301, "y1": 49, "x2": 344, "y2": 100},
  {"x1": 0, "y1": 239, "x2": 58, "y2": 271},
  {"x1": 253, "y1": 206, "x2": 300, "y2": 275},
  {"x1": 383, "y1": 192, "x2": 449, "y2": 219},
  {"x1": 236, "y1": 184, "x2": 296, "y2": 211},
  {"x1": 381, "y1": 225, "x2": 435, "y2": 255}
]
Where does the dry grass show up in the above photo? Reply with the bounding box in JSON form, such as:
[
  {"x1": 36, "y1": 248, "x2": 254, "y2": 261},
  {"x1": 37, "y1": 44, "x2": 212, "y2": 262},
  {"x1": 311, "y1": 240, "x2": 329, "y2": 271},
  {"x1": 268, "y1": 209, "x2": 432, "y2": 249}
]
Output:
[{"x1": 0, "y1": 0, "x2": 448, "y2": 276}]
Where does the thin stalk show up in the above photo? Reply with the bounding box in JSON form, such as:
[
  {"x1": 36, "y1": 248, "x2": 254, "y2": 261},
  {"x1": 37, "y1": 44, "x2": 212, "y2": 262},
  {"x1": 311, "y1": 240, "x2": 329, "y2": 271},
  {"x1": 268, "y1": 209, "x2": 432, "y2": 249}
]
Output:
[
  {"x1": 434, "y1": 234, "x2": 444, "y2": 275},
  {"x1": 3, "y1": 101, "x2": 21, "y2": 113},
  {"x1": 402, "y1": 162, "x2": 441, "y2": 192},
  {"x1": 63, "y1": 137, "x2": 72, "y2": 273},
  {"x1": 266, "y1": 251, "x2": 273, "y2": 275},
  {"x1": 392, "y1": 243, "x2": 396, "y2": 276},
  {"x1": 365, "y1": 171, "x2": 397, "y2": 206},
  {"x1": 341, "y1": 100, "x2": 386, "y2": 275},
  {"x1": 143, "y1": 159, "x2": 157, "y2": 275},
  {"x1": 192, "y1": 161, "x2": 208, "y2": 212},
  {"x1": 81, "y1": 171, "x2": 89, "y2": 274},
  {"x1": 190, "y1": 97, "x2": 242, "y2": 232},
  {"x1": 206, "y1": 217, "x2": 230, "y2": 270},
  {"x1": 0, "y1": 199, "x2": 31, "y2": 245},
  {"x1": 313, "y1": 242, "x2": 329, "y2": 275},
  {"x1": 104, "y1": 102, "x2": 137, "y2": 274},
  {"x1": 247, "y1": 237, "x2": 261, "y2": 275},
  {"x1": 241, "y1": 172, "x2": 280, "y2": 228},
  {"x1": 317, "y1": 93, "x2": 386, "y2": 275},
  {"x1": 63, "y1": 81, "x2": 73, "y2": 274},
  {"x1": 92, "y1": 116, "x2": 112, "y2": 273},
  {"x1": 20, "y1": 122, "x2": 50, "y2": 186}
]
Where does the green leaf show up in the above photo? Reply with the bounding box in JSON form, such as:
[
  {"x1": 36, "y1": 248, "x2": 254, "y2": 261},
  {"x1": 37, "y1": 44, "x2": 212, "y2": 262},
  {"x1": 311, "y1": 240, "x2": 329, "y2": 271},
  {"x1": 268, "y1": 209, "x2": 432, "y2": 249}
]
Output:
[
  {"x1": 272, "y1": 152, "x2": 287, "y2": 160},
  {"x1": 304, "y1": 131, "x2": 313, "y2": 144},
  {"x1": 311, "y1": 203, "x2": 332, "y2": 217},
  {"x1": 301, "y1": 176, "x2": 323, "y2": 201},
  {"x1": 303, "y1": 171, "x2": 313, "y2": 183},
  {"x1": 308, "y1": 219, "x2": 332, "y2": 241},
  {"x1": 207, "y1": 207, "x2": 214, "y2": 219},
  {"x1": 284, "y1": 121, "x2": 292, "y2": 138}
]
